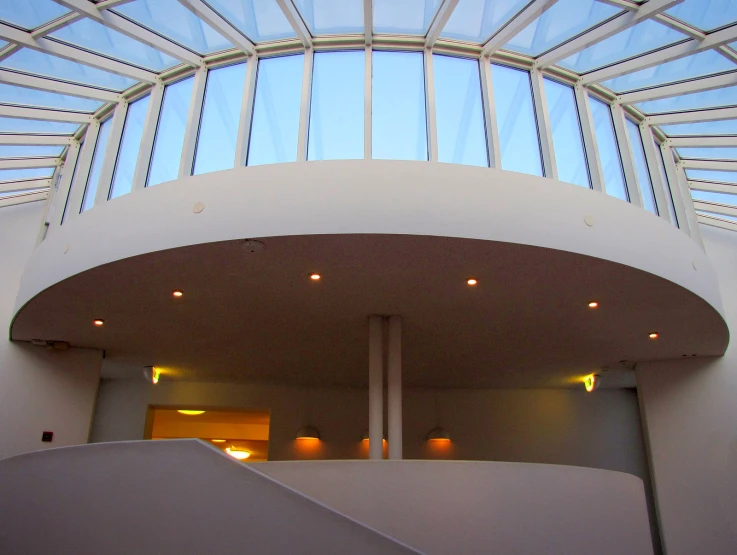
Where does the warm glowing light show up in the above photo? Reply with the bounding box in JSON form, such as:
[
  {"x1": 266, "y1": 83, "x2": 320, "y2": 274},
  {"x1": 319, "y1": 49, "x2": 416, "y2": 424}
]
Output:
[
  {"x1": 226, "y1": 447, "x2": 250, "y2": 460},
  {"x1": 177, "y1": 410, "x2": 205, "y2": 415},
  {"x1": 172, "y1": 290, "x2": 183, "y2": 298},
  {"x1": 309, "y1": 273, "x2": 321, "y2": 281},
  {"x1": 151, "y1": 367, "x2": 160, "y2": 384},
  {"x1": 584, "y1": 374, "x2": 597, "y2": 392},
  {"x1": 466, "y1": 278, "x2": 478, "y2": 286},
  {"x1": 588, "y1": 301, "x2": 598, "y2": 308},
  {"x1": 211, "y1": 439, "x2": 226, "y2": 443},
  {"x1": 428, "y1": 437, "x2": 451, "y2": 443},
  {"x1": 93, "y1": 319, "x2": 104, "y2": 326},
  {"x1": 649, "y1": 332, "x2": 659, "y2": 339}
]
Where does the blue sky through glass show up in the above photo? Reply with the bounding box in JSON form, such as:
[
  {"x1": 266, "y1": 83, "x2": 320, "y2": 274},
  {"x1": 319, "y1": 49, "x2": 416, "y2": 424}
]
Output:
[
  {"x1": 0, "y1": 167, "x2": 55, "y2": 181},
  {"x1": 687, "y1": 169, "x2": 737, "y2": 183},
  {"x1": 374, "y1": 0, "x2": 442, "y2": 35},
  {"x1": 625, "y1": 118, "x2": 657, "y2": 214},
  {"x1": 110, "y1": 95, "x2": 150, "y2": 199},
  {"x1": 293, "y1": 0, "x2": 363, "y2": 35},
  {"x1": 589, "y1": 96, "x2": 628, "y2": 202},
  {"x1": 677, "y1": 147, "x2": 737, "y2": 160},
  {"x1": 544, "y1": 78, "x2": 589, "y2": 188},
  {"x1": 0, "y1": 83, "x2": 102, "y2": 112},
  {"x1": 636, "y1": 84, "x2": 737, "y2": 114},
  {"x1": 441, "y1": 0, "x2": 529, "y2": 43},
  {"x1": 0, "y1": 0, "x2": 68, "y2": 31},
  {"x1": 665, "y1": 0, "x2": 737, "y2": 32},
  {"x1": 660, "y1": 120, "x2": 737, "y2": 136},
  {"x1": 0, "y1": 117, "x2": 77, "y2": 133},
  {"x1": 0, "y1": 145, "x2": 63, "y2": 157},
  {"x1": 205, "y1": 0, "x2": 296, "y2": 42},
  {"x1": 81, "y1": 118, "x2": 113, "y2": 213},
  {"x1": 692, "y1": 190, "x2": 737, "y2": 205}
]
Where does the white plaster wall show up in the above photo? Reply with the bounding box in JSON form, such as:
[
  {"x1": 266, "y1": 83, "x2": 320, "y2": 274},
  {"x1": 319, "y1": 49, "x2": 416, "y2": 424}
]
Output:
[
  {"x1": 0, "y1": 203, "x2": 102, "y2": 460},
  {"x1": 637, "y1": 224, "x2": 737, "y2": 555}
]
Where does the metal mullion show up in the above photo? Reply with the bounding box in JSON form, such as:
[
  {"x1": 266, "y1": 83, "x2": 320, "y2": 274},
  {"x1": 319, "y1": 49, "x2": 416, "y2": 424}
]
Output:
[
  {"x1": 0, "y1": 178, "x2": 52, "y2": 194},
  {"x1": 0, "y1": 134, "x2": 73, "y2": 146},
  {"x1": 275, "y1": 0, "x2": 312, "y2": 49},
  {"x1": 425, "y1": 0, "x2": 459, "y2": 48},
  {"x1": 38, "y1": 165, "x2": 61, "y2": 242},
  {"x1": 297, "y1": 48, "x2": 314, "y2": 162},
  {"x1": 482, "y1": 0, "x2": 560, "y2": 57},
  {"x1": 424, "y1": 49, "x2": 438, "y2": 162},
  {"x1": 176, "y1": 0, "x2": 255, "y2": 56},
  {"x1": 619, "y1": 72, "x2": 737, "y2": 104},
  {"x1": 682, "y1": 159, "x2": 737, "y2": 171},
  {"x1": 669, "y1": 136, "x2": 737, "y2": 148},
  {"x1": 479, "y1": 57, "x2": 500, "y2": 168},
  {"x1": 530, "y1": 68, "x2": 557, "y2": 180},
  {"x1": 95, "y1": 101, "x2": 128, "y2": 206},
  {"x1": 693, "y1": 200, "x2": 737, "y2": 218},
  {"x1": 364, "y1": 0, "x2": 373, "y2": 46},
  {"x1": 698, "y1": 212, "x2": 737, "y2": 231},
  {"x1": 65, "y1": 121, "x2": 99, "y2": 222},
  {"x1": 640, "y1": 122, "x2": 670, "y2": 221},
  {"x1": 0, "y1": 69, "x2": 121, "y2": 102},
  {"x1": 364, "y1": 46, "x2": 372, "y2": 159},
  {"x1": 648, "y1": 107, "x2": 737, "y2": 125},
  {"x1": 48, "y1": 140, "x2": 80, "y2": 228},
  {"x1": 611, "y1": 103, "x2": 641, "y2": 206},
  {"x1": 0, "y1": 157, "x2": 60, "y2": 170},
  {"x1": 0, "y1": 190, "x2": 48, "y2": 208},
  {"x1": 0, "y1": 105, "x2": 92, "y2": 124},
  {"x1": 178, "y1": 66, "x2": 208, "y2": 179},
  {"x1": 661, "y1": 142, "x2": 690, "y2": 233},
  {"x1": 234, "y1": 56, "x2": 259, "y2": 167},
  {"x1": 575, "y1": 84, "x2": 604, "y2": 192},
  {"x1": 675, "y1": 161, "x2": 703, "y2": 247},
  {"x1": 690, "y1": 179, "x2": 737, "y2": 194},
  {"x1": 132, "y1": 83, "x2": 164, "y2": 191}
]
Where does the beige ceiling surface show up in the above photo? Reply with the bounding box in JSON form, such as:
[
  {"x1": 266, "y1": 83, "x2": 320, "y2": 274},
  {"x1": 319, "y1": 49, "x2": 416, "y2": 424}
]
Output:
[{"x1": 11, "y1": 234, "x2": 729, "y2": 388}]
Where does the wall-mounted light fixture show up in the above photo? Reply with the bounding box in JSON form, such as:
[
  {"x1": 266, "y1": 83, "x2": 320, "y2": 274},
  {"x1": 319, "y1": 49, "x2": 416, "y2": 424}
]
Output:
[
  {"x1": 362, "y1": 430, "x2": 386, "y2": 442},
  {"x1": 584, "y1": 374, "x2": 599, "y2": 392},
  {"x1": 296, "y1": 425, "x2": 320, "y2": 440},
  {"x1": 226, "y1": 447, "x2": 250, "y2": 460},
  {"x1": 427, "y1": 426, "x2": 451, "y2": 442},
  {"x1": 177, "y1": 410, "x2": 205, "y2": 415},
  {"x1": 142, "y1": 366, "x2": 160, "y2": 384}
]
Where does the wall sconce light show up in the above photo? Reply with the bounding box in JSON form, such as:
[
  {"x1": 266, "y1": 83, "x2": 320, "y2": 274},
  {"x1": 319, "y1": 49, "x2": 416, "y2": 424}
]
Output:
[
  {"x1": 143, "y1": 366, "x2": 160, "y2": 384},
  {"x1": 296, "y1": 425, "x2": 320, "y2": 440},
  {"x1": 584, "y1": 374, "x2": 600, "y2": 392},
  {"x1": 427, "y1": 426, "x2": 451, "y2": 442},
  {"x1": 362, "y1": 430, "x2": 386, "y2": 442}
]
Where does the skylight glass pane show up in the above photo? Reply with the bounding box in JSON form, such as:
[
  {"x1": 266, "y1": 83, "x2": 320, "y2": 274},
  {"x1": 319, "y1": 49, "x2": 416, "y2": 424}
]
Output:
[
  {"x1": 308, "y1": 51, "x2": 364, "y2": 160},
  {"x1": 1, "y1": 49, "x2": 135, "y2": 91},
  {"x1": 110, "y1": 95, "x2": 150, "y2": 200},
  {"x1": 692, "y1": 190, "x2": 737, "y2": 204},
  {"x1": 147, "y1": 77, "x2": 193, "y2": 187},
  {"x1": 625, "y1": 118, "x2": 658, "y2": 214},
  {"x1": 61, "y1": 138, "x2": 82, "y2": 225},
  {"x1": 0, "y1": 187, "x2": 47, "y2": 198},
  {"x1": 636, "y1": 84, "x2": 737, "y2": 114},
  {"x1": 372, "y1": 51, "x2": 427, "y2": 161},
  {"x1": 0, "y1": 84, "x2": 102, "y2": 112},
  {"x1": 665, "y1": 0, "x2": 737, "y2": 32},
  {"x1": 504, "y1": 0, "x2": 621, "y2": 57},
  {"x1": 0, "y1": 167, "x2": 54, "y2": 181},
  {"x1": 205, "y1": 0, "x2": 296, "y2": 42},
  {"x1": 697, "y1": 210, "x2": 737, "y2": 223},
  {"x1": 559, "y1": 20, "x2": 686, "y2": 74},
  {"x1": 602, "y1": 51, "x2": 737, "y2": 93},
  {"x1": 677, "y1": 147, "x2": 737, "y2": 160},
  {"x1": 656, "y1": 143, "x2": 678, "y2": 227},
  {"x1": 491, "y1": 64, "x2": 542, "y2": 176},
  {"x1": 114, "y1": 0, "x2": 232, "y2": 55},
  {"x1": 50, "y1": 19, "x2": 179, "y2": 72},
  {"x1": 687, "y1": 169, "x2": 737, "y2": 183},
  {"x1": 544, "y1": 78, "x2": 589, "y2": 188},
  {"x1": 433, "y1": 55, "x2": 487, "y2": 167},
  {"x1": 374, "y1": 0, "x2": 442, "y2": 35},
  {"x1": 0, "y1": 0, "x2": 69, "y2": 31},
  {"x1": 0, "y1": 117, "x2": 77, "y2": 134},
  {"x1": 293, "y1": 0, "x2": 363, "y2": 35},
  {"x1": 193, "y1": 63, "x2": 247, "y2": 175},
  {"x1": 440, "y1": 0, "x2": 529, "y2": 43},
  {"x1": 0, "y1": 145, "x2": 63, "y2": 157},
  {"x1": 81, "y1": 118, "x2": 113, "y2": 213},
  {"x1": 660, "y1": 120, "x2": 737, "y2": 136},
  {"x1": 248, "y1": 54, "x2": 303, "y2": 166},
  {"x1": 589, "y1": 96, "x2": 628, "y2": 202}
]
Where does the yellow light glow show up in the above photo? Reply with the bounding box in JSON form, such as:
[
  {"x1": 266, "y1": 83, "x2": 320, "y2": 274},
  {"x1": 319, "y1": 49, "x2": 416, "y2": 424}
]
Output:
[
  {"x1": 649, "y1": 332, "x2": 659, "y2": 339},
  {"x1": 588, "y1": 301, "x2": 598, "y2": 308},
  {"x1": 93, "y1": 319, "x2": 104, "y2": 327},
  {"x1": 584, "y1": 374, "x2": 597, "y2": 392},
  {"x1": 428, "y1": 437, "x2": 451, "y2": 443},
  {"x1": 467, "y1": 278, "x2": 478, "y2": 286},
  {"x1": 226, "y1": 447, "x2": 250, "y2": 460},
  {"x1": 211, "y1": 439, "x2": 226, "y2": 443},
  {"x1": 151, "y1": 367, "x2": 160, "y2": 384},
  {"x1": 310, "y1": 273, "x2": 321, "y2": 281},
  {"x1": 172, "y1": 290, "x2": 183, "y2": 298},
  {"x1": 177, "y1": 410, "x2": 205, "y2": 415}
]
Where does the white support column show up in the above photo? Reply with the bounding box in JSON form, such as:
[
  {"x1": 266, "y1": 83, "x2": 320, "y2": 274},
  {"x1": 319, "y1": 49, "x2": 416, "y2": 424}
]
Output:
[
  {"x1": 297, "y1": 49, "x2": 314, "y2": 162},
  {"x1": 368, "y1": 315, "x2": 383, "y2": 461},
  {"x1": 610, "y1": 103, "x2": 642, "y2": 207},
  {"x1": 132, "y1": 82, "x2": 164, "y2": 191},
  {"x1": 575, "y1": 83, "x2": 604, "y2": 193},
  {"x1": 479, "y1": 57, "x2": 500, "y2": 168},
  {"x1": 424, "y1": 48, "x2": 438, "y2": 162},
  {"x1": 65, "y1": 121, "x2": 99, "y2": 223},
  {"x1": 364, "y1": 46, "x2": 372, "y2": 160},
  {"x1": 640, "y1": 121, "x2": 669, "y2": 221},
  {"x1": 661, "y1": 141, "x2": 690, "y2": 234},
  {"x1": 675, "y1": 161, "x2": 704, "y2": 248},
  {"x1": 49, "y1": 139, "x2": 80, "y2": 228},
  {"x1": 234, "y1": 55, "x2": 259, "y2": 167},
  {"x1": 94, "y1": 101, "x2": 128, "y2": 207},
  {"x1": 387, "y1": 315, "x2": 402, "y2": 461},
  {"x1": 530, "y1": 68, "x2": 557, "y2": 180},
  {"x1": 178, "y1": 67, "x2": 208, "y2": 179}
]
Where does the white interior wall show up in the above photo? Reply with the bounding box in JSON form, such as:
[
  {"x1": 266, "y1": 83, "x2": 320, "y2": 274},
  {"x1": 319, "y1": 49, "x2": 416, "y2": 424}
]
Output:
[
  {"x1": 0, "y1": 203, "x2": 102, "y2": 461},
  {"x1": 637, "y1": 225, "x2": 737, "y2": 555}
]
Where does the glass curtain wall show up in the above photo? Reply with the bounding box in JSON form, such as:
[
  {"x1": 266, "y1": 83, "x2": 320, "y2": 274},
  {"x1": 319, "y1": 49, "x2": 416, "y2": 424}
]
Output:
[
  {"x1": 655, "y1": 142, "x2": 679, "y2": 227},
  {"x1": 589, "y1": 96, "x2": 628, "y2": 202},
  {"x1": 80, "y1": 118, "x2": 113, "y2": 213},
  {"x1": 625, "y1": 118, "x2": 658, "y2": 215},
  {"x1": 110, "y1": 95, "x2": 150, "y2": 199}
]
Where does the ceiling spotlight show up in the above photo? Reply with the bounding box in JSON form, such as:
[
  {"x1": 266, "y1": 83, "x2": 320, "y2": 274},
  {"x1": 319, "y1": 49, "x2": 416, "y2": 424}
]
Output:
[
  {"x1": 427, "y1": 426, "x2": 451, "y2": 442},
  {"x1": 172, "y1": 290, "x2": 183, "y2": 298},
  {"x1": 142, "y1": 366, "x2": 160, "y2": 384},
  {"x1": 584, "y1": 374, "x2": 599, "y2": 392},
  {"x1": 588, "y1": 301, "x2": 599, "y2": 308},
  {"x1": 649, "y1": 332, "x2": 659, "y2": 339},
  {"x1": 226, "y1": 447, "x2": 250, "y2": 460},
  {"x1": 466, "y1": 278, "x2": 478, "y2": 286},
  {"x1": 177, "y1": 410, "x2": 205, "y2": 415},
  {"x1": 296, "y1": 425, "x2": 320, "y2": 440},
  {"x1": 211, "y1": 439, "x2": 226, "y2": 443},
  {"x1": 309, "y1": 273, "x2": 321, "y2": 281},
  {"x1": 93, "y1": 319, "x2": 104, "y2": 327}
]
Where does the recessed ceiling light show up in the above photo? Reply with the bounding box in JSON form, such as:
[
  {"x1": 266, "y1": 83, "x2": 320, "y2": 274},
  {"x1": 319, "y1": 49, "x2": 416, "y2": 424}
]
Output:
[
  {"x1": 649, "y1": 332, "x2": 659, "y2": 339},
  {"x1": 93, "y1": 319, "x2": 104, "y2": 327},
  {"x1": 466, "y1": 278, "x2": 478, "y2": 286},
  {"x1": 177, "y1": 410, "x2": 205, "y2": 415},
  {"x1": 172, "y1": 290, "x2": 183, "y2": 298},
  {"x1": 588, "y1": 301, "x2": 599, "y2": 308},
  {"x1": 310, "y1": 273, "x2": 321, "y2": 281}
]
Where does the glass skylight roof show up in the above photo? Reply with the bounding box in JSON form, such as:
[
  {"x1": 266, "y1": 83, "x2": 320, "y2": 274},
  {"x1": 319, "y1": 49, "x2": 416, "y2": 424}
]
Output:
[
  {"x1": 677, "y1": 147, "x2": 737, "y2": 160},
  {"x1": 660, "y1": 120, "x2": 737, "y2": 136},
  {"x1": 113, "y1": 0, "x2": 233, "y2": 55},
  {"x1": 440, "y1": 0, "x2": 529, "y2": 43},
  {"x1": 0, "y1": 117, "x2": 78, "y2": 134},
  {"x1": 374, "y1": 0, "x2": 442, "y2": 35},
  {"x1": 504, "y1": 0, "x2": 621, "y2": 57},
  {"x1": 0, "y1": 0, "x2": 69, "y2": 31},
  {"x1": 205, "y1": 0, "x2": 297, "y2": 42},
  {"x1": 688, "y1": 170, "x2": 737, "y2": 184},
  {"x1": 0, "y1": 167, "x2": 55, "y2": 181},
  {"x1": 636, "y1": 84, "x2": 737, "y2": 114},
  {"x1": 292, "y1": 0, "x2": 363, "y2": 35},
  {"x1": 0, "y1": 84, "x2": 102, "y2": 112},
  {"x1": 665, "y1": 0, "x2": 737, "y2": 32},
  {"x1": 0, "y1": 145, "x2": 64, "y2": 158}
]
